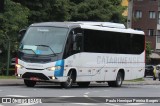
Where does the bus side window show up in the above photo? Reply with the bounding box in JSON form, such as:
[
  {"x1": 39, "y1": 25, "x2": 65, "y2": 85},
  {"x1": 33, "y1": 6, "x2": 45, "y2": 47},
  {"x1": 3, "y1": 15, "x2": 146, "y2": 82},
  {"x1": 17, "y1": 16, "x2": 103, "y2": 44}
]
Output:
[
  {"x1": 64, "y1": 33, "x2": 73, "y2": 57},
  {"x1": 64, "y1": 29, "x2": 83, "y2": 58},
  {"x1": 73, "y1": 33, "x2": 83, "y2": 52}
]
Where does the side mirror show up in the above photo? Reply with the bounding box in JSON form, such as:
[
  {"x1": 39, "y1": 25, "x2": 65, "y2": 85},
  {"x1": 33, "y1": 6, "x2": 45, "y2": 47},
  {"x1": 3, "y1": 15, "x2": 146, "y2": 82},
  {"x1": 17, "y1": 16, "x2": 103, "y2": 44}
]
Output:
[
  {"x1": 18, "y1": 29, "x2": 26, "y2": 41},
  {"x1": 73, "y1": 34, "x2": 77, "y2": 42},
  {"x1": 73, "y1": 33, "x2": 83, "y2": 42},
  {"x1": 73, "y1": 33, "x2": 83, "y2": 51}
]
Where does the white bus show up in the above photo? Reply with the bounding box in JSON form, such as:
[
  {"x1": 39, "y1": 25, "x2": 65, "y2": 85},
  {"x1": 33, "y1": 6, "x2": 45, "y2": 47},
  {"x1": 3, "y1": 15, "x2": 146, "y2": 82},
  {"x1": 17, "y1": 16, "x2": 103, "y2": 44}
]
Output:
[{"x1": 16, "y1": 22, "x2": 145, "y2": 88}]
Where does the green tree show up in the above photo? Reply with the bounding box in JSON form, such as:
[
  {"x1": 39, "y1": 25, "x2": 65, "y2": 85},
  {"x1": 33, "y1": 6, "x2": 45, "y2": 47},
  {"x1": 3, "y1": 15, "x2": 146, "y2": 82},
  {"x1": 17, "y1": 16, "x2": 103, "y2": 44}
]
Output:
[
  {"x1": 13, "y1": 0, "x2": 126, "y2": 23},
  {"x1": 0, "y1": 0, "x2": 29, "y2": 74},
  {"x1": 13, "y1": 0, "x2": 52, "y2": 23},
  {"x1": 13, "y1": 0, "x2": 73, "y2": 23},
  {"x1": 70, "y1": 0, "x2": 125, "y2": 22},
  {"x1": 0, "y1": 0, "x2": 29, "y2": 50}
]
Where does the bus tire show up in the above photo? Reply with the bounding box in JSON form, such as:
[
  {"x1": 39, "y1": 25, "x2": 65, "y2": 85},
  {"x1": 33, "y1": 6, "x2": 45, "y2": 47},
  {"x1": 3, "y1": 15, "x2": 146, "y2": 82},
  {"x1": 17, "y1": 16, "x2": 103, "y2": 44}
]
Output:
[
  {"x1": 108, "y1": 72, "x2": 123, "y2": 87},
  {"x1": 77, "y1": 82, "x2": 90, "y2": 87},
  {"x1": 61, "y1": 71, "x2": 74, "y2": 88},
  {"x1": 24, "y1": 79, "x2": 36, "y2": 87}
]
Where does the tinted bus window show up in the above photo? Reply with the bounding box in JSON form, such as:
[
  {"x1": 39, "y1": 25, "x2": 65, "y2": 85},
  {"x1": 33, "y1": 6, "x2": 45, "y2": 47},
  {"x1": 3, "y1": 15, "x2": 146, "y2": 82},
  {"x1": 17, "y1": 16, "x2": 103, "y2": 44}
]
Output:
[{"x1": 84, "y1": 29, "x2": 144, "y2": 54}]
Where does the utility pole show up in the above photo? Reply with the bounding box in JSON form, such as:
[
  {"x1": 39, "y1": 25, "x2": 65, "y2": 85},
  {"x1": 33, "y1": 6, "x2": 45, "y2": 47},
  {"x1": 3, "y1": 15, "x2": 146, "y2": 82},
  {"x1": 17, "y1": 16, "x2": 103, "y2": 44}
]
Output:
[
  {"x1": 6, "y1": 38, "x2": 10, "y2": 76},
  {"x1": 127, "y1": 0, "x2": 133, "y2": 28}
]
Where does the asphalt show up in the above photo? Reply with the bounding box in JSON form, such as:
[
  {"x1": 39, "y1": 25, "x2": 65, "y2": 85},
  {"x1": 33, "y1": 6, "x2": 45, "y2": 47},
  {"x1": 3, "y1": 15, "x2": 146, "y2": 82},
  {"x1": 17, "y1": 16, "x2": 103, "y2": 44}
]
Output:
[{"x1": 0, "y1": 77, "x2": 160, "y2": 86}]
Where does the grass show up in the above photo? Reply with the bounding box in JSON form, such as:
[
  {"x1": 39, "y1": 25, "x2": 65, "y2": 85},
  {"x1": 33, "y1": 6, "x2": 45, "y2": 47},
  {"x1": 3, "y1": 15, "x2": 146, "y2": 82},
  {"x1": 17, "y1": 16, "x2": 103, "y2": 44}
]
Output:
[
  {"x1": 0, "y1": 75, "x2": 16, "y2": 79},
  {"x1": 125, "y1": 78, "x2": 144, "y2": 82}
]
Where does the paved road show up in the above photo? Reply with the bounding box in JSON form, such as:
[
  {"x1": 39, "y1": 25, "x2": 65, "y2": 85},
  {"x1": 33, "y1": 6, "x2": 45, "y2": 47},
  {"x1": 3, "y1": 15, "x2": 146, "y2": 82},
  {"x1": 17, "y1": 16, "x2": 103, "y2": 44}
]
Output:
[
  {"x1": 1, "y1": 76, "x2": 160, "y2": 86},
  {"x1": 0, "y1": 77, "x2": 160, "y2": 106}
]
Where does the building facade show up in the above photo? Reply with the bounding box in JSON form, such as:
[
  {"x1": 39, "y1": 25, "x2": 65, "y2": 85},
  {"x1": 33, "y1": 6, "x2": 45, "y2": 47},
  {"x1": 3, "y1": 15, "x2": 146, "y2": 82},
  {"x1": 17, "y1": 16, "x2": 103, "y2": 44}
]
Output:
[{"x1": 130, "y1": 0, "x2": 160, "y2": 64}]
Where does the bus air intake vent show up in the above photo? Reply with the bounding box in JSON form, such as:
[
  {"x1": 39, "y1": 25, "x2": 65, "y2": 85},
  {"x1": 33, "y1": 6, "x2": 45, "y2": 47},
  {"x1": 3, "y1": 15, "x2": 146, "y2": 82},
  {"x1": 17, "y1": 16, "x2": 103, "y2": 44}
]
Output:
[{"x1": 22, "y1": 72, "x2": 49, "y2": 80}]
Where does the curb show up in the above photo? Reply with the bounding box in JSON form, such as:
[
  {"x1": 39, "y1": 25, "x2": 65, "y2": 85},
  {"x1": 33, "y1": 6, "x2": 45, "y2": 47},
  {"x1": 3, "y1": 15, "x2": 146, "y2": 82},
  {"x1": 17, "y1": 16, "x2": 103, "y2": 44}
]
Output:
[
  {"x1": 0, "y1": 79, "x2": 24, "y2": 86},
  {"x1": 123, "y1": 82, "x2": 160, "y2": 85}
]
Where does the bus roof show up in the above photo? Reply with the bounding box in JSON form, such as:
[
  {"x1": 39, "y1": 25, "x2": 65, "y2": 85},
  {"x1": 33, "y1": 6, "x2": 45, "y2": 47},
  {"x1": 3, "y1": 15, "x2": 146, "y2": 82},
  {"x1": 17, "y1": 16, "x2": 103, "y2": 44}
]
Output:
[
  {"x1": 30, "y1": 22, "x2": 80, "y2": 28},
  {"x1": 30, "y1": 22, "x2": 144, "y2": 35},
  {"x1": 80, "y1": 25, "x2": 144, "y2": 35}
]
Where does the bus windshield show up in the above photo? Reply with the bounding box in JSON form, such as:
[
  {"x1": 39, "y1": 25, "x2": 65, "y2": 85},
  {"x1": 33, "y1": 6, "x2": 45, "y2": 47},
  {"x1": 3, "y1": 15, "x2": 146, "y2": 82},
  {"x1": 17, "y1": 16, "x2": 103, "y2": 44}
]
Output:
[{"x1": 20, "y1": 27, "x2": 68, "y2": 55}]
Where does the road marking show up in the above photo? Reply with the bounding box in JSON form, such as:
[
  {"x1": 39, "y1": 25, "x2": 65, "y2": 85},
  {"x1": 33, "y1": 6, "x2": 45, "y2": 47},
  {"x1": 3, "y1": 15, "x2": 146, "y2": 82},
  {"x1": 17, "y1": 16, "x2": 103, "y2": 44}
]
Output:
[
  {"x1": 16, "y1": 103, "x2": 37, "y2": 106},
  {"x1": 59, "y1": 96, "x2": 76, "y2": 97},
  {"x1": 6, "y1": 95, "x2": 29, "y2": 97},
  {"x1": 84, "y1": 92, "x2": 90, "y2": 95},
  {"x1": 83, "y1": 95, "x2": 88, "y2": 97},
  {"x1": 104, "y1": 90, "x2": 110, "y2": 92},
  {"x1": 93, "y1": 91, "x2": 100, "y2": 93},
  {"x1": 125, "y1": 103, "x2": 146, "y2": 105},
  {"x1": 104, "y1": 103, "x2": 120, "y2": 106},
  {"x1": 98, "y1": 96, "x2": 110, "y2": 97},
  {"x1": 0, "y1": 104, "x2": 4, "y2": 106},
  {"x1": 71, "y1": 103, "x2": 97, "y2": 105}
]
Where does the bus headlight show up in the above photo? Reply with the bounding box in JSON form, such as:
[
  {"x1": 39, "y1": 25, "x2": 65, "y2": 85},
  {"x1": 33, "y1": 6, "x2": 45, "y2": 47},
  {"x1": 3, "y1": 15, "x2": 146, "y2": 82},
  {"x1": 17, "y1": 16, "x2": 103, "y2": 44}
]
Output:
[
  {"x1": 47, "y1": 66, "x2": 61, "y2": 71},
  {"x1": 15, "y1": 64, "x2": 24, "y2": 69}
]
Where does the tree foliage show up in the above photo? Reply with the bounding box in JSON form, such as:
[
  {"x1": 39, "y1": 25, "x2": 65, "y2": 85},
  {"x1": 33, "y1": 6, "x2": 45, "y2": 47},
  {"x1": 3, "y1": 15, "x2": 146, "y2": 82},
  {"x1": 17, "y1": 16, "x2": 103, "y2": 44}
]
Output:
[
  {"x1": 0, "y1": 0, "x2": 29, "y2": 49},
  {"x1": 13, "y1": 0, "x2": 74, "y2": 23},
  {"x1": 0, "y1": 0, "x2": 29, "y2": 67},
  {"x1": 71, "y1": 0, "x2": 125, "y2": 22},
  {"x1": 13, "y1": 0, "x2": 126, "y2": 23}
]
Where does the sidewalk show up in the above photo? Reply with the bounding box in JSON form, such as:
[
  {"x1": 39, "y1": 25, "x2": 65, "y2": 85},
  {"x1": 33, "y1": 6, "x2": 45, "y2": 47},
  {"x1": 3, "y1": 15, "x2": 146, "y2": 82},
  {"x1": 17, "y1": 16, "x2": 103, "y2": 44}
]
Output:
[
  {"x1": 0, "y1": 79, "x2": 23, "y2": 86},
  {"x1": 0, "y1": 78, "x2": 160, "y2": 86},
  {"x1": 123, "y1": 80, "x2": 160, "y2": 85}
]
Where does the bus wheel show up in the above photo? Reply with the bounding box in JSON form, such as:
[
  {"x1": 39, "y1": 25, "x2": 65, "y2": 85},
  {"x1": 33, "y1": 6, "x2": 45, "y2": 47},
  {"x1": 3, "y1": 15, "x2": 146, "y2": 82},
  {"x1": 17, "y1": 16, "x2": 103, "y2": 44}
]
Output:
[
  {"x1": 61, "y1": 71, "x2": 74, "y2": 88},
  {"x1": 77, "y1": 82, "x2": 90, "y2": 87},
  {"x1": 24, "y1": 79, "x2": 36, "y2": 87},
  {"x1": 108, "y1": 72, "x2": 123, "y2": 87}
]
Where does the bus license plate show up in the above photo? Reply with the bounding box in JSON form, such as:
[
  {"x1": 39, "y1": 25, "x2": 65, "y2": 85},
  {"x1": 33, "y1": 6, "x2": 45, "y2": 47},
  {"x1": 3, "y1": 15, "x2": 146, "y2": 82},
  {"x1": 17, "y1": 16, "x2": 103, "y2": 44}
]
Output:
[{"x1": 30, "y1": 77, "x2": 40, "y2": 81}]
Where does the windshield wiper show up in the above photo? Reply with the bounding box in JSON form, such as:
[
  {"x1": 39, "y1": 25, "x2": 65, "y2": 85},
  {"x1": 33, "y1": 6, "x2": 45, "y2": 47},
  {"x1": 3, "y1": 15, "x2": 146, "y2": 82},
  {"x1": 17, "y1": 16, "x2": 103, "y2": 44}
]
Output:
[
  {"x1": 35, "y1": 45, "x2": 57, "y2": 56},
  {"x1": 20, "y1": 48, "x2": 37, "y2": 55}
]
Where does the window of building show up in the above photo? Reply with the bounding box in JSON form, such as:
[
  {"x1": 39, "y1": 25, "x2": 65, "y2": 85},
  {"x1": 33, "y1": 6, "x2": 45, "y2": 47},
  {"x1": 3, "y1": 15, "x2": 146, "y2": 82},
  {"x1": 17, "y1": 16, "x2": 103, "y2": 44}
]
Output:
[
  {"x1": 148, "y1": 29, "x2": 155, "y2": 36},
  {"x1": 159, "y1": 0, "x2": 160, "y2": 7},
  {"x1": 158, "y1": 12, "x2": 160, "y2": 24},
  {"x1": 135, "y1": 10, "x2": 142, "y2": 18},
  {"x1": 157, "y1": 31, "x2": 160, "y2": 43},
  {"x1": 149, "y1": 11, "x2": 156, "y2": 19},
  {"x1": 157, "y1": 37, "x2": 160, "y2": 43}
]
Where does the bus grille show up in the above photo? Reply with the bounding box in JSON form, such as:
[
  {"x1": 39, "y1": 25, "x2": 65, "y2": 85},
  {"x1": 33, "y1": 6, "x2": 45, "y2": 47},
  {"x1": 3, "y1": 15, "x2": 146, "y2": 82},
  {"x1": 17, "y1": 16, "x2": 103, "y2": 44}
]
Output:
[{"x1": 22, "y1": 72, "x2": 49, "y2": 80}]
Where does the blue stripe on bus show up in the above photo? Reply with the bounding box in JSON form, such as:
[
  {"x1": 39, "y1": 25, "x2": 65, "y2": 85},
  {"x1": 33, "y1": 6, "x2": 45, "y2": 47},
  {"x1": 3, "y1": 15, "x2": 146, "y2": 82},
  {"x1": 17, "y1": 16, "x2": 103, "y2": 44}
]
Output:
[{"x1": 54, "y1": 60, "x2": 64, "y2": 77}]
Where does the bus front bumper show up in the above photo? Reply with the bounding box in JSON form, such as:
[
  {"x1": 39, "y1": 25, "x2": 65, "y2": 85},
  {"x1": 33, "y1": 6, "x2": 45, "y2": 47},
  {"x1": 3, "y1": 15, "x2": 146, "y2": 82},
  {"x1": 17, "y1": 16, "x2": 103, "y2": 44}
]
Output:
[{"x1": 16, "y1": 71, "x2": 68, "y2": 82}]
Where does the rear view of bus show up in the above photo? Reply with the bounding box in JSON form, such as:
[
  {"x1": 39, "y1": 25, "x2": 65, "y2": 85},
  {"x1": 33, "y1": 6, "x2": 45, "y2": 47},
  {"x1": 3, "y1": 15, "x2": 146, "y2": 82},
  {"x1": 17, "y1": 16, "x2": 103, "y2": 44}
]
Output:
[{"x1": 16, "y1": 22, "x2": 145, "y2": 88}]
